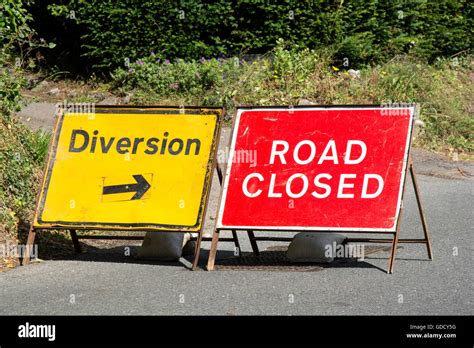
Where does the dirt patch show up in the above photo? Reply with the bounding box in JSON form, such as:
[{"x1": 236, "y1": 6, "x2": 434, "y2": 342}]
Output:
[
  {"x1": 411, "y1": 148, "x2": 474, "y2": 180},
  {"x1": 22, "y1": 76, "x2": 114, "y2": 104}
]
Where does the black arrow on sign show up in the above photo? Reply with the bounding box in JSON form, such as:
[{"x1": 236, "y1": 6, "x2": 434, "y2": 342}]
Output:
[{"x1": 102, "y1": 174, "x2": 151, "y2": 200}]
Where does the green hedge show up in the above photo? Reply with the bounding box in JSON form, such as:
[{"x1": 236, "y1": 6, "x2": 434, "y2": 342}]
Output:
[{"x1": 41, "y1": 0, "x2": 473, "y2": 70}]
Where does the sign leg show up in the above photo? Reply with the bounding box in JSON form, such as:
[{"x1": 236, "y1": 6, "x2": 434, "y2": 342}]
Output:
[
  {"x1": 207, "y1": 229, "x2": 220, "y2": 271},
  {"x1": 192, "y1": 232, "x2": 203, "y2": 271},
  {"x1": 70, "y1": 229, "x2": 82, "y2": 253},
  {"x1": 410, "y1": 162, "x2": 433, "y2": 260},
  {"x1": 388, "y1": 206, "x2": 403, "y2": 274},
  {"x1": 22, "y1": 226, "x2": 37, "y2": 265},
  {"x1": 247, "y1": 230, "x2": 260, "y2": 256},
  {"x1": 216, "y1": 165, "x2": 223, "y2": 184},
  {"x1": 388, "y1": 233, "x2": 399, "y2": 274}
]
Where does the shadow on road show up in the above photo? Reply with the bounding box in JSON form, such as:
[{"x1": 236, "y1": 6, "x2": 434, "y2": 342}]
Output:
[{"x1": 27, "y1": 230, "x2": 404, "y2": 274}]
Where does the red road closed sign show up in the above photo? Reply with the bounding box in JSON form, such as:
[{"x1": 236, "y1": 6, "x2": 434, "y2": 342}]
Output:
[{"x1": 216, "y1": 106, "x2": 415, "y2": 232}]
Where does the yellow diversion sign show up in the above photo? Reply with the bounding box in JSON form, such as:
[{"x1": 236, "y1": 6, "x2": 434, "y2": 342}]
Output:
[{"x1": 33, "y1": 106, "x2": 222, "y2": 232}]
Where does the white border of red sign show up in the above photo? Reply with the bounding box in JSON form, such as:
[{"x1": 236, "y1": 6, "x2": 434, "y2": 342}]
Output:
[{"x1": 216, "y1": 106, "x2": 415, "y2": 232}]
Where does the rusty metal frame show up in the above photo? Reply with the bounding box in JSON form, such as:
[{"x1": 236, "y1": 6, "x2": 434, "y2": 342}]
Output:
[
  {"x1": 345, "y1": 159, "x2": 433, "y2": 273},
  {"x1": 207, "y1": 105, "x2": 433, "y2": 273},
  {"x1": 22, "y1": 105, "x2": 239, "y2": 271}
]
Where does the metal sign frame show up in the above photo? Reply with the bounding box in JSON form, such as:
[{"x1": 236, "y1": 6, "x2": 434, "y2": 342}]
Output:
[
  {"x1": 23, "y1": 105, "x2": 225, "y2": 270},
  {"x1": 206, "y1": 105, "x2": 433, "y2": 273}
]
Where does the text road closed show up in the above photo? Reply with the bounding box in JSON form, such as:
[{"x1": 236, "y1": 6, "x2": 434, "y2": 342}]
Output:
[{"x1": 217, "y1": 106, "x2": 414, "y2": 231}]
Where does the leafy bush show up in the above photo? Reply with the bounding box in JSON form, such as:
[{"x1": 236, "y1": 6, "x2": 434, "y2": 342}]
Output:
[
  {"x1": 115, "y1": 56, "x2": 220, "y2": 97},
  {"x1": 43, "y1": 0, "x2": 472, "y2": 70},
  {"x1": 0, "y1": 0, "x2": 34, "y2": 58},
  {"x1": 0, "y1": 118, "x2": 50, "y2": 237},
  {"x1": 113, "y1": 52, "x2": 251, "y2": 110},
  {"x1": 0, "y1": 69, "x2": 26, "y2": 117}
]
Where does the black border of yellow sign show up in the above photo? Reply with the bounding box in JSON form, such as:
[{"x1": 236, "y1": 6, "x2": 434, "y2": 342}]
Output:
[{"x1": 33, "y1": 105, "x2": 223, "y2": 232}]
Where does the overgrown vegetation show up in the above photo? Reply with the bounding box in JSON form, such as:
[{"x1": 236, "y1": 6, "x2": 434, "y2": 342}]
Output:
[
  {"x1": 0, "y1": 0, "x2": 51, "y2": 259},
  {"x1": 1, "y1": 0, "x2": 34, "y2": 60},
  {"x1": 0, "y1": 87, "x2": 50, "y2": 258},
  {"x1": 0, "y1": 65, "x2": 50, "y2": 253},
  {"x1": 0, "y1": 118, "x2": 49, "y2": 237},
  {"x1": 1, "y1": 0, "x2": 54, "y2": 72},
  {"x1": 113, "y1": 42, "x2": 473, "y2": 152}
]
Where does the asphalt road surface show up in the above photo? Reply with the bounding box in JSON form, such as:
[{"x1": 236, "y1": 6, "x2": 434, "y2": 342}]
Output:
[{"x1": 1, "y1": 106, "x2": 472, "y2": 315}]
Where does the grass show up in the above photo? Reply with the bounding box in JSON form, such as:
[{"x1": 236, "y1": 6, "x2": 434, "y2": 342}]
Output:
[{"x1": 113, "y1": 46, "x2": 473, "y2": 153}]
